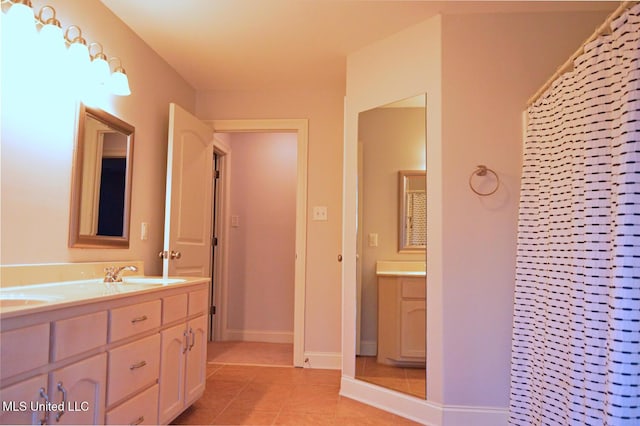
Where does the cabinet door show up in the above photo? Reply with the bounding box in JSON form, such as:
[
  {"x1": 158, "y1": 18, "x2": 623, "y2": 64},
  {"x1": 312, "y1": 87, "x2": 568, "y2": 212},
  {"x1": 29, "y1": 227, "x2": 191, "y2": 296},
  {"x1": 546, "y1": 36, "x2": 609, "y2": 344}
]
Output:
[
  {"x1": 49, "y1": 353, "x2": 107, "y2": 425},
  {"x1": 184, "y1": 315, "x2": 207, "y2": 406},
  {"x1": 158, "y1": 323, "x2": 187, "y2": 424},
  {"x1": 400, "y1": 300, "x2": 426, "y2": 359},
  {"x1": 0, "y1": 374, "x2": 47, "y2": 425}
]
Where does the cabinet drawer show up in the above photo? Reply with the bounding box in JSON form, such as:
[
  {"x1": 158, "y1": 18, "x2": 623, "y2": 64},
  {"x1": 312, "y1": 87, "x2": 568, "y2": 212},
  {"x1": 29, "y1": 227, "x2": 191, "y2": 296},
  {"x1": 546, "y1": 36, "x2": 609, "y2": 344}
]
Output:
[
  {"x1": 0, "y1": 323, "x2": 49, "y2": 380},
  {"x1": 52, "y1": 311, "x2": 107, "y2": 361},
  {"x1": 163, "y1": 293, "x2": 188, "y2": 324},
  {"x1": 107, "y1": 333, "x2": 160, "y2": 406},
  {"x1": 110, "y1": 300, "x2": 161, "y2": 341},
  {"x1": 401, "y1": 279, "x2": 425, "y2": 299},
  {"x1": 188, "y1": 288, "x2": 208, "y2": 316},
  {"x1": 106, "y1": 384, "x2": 159, "y2": 425}
]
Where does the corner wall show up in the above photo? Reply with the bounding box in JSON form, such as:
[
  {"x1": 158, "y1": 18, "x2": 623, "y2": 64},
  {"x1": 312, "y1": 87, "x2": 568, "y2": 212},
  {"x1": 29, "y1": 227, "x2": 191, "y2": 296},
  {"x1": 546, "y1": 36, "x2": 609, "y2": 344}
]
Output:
[{"x1": 342, "y1": 8, "x2": 613, "y2": 426}]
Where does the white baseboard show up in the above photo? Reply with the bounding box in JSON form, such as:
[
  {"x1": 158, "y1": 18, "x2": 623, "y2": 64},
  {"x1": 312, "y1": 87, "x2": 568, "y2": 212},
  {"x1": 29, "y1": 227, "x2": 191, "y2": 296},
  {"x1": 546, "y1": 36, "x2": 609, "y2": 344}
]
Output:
[
  {"x1": 358, "y1": 340, "x2": 377, "y2": 356},
  {"x1": 223, "y1": 329, "x2": 293, "y2": 344},
  {"x1": 303, "y1": 351, "x2": 342, "y2": 370},
  {"x1": 340, "y1": 376, "x2": 508, "y2": 426},
  {"x1": 442, "y1": 404, "x2": 508, "y2": 426}
]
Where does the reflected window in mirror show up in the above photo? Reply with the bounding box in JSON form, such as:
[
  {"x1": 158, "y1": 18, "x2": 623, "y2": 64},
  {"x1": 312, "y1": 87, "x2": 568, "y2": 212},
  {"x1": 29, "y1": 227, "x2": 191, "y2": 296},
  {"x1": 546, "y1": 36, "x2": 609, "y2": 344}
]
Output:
[
  {"x1": 69, "y1": 104, "x2": 134, "y2": 248},
  {"x1": 399, "y1": 170, "x2": 426, "y2": 252}
]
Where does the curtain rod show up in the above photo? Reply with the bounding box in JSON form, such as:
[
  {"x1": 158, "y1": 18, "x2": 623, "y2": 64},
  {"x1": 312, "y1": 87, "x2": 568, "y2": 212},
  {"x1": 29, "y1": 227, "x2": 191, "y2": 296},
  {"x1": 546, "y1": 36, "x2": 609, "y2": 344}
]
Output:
[{"x1": 527, "y1": 1, "x2": 638, "y2": 107}]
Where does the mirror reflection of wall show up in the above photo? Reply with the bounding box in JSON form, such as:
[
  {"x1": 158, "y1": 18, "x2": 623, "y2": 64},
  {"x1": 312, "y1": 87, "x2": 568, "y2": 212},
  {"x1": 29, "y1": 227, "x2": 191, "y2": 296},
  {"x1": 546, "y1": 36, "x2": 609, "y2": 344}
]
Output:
[{"x1": 356, "y1": 94, "x2": 427, "y2": 399}]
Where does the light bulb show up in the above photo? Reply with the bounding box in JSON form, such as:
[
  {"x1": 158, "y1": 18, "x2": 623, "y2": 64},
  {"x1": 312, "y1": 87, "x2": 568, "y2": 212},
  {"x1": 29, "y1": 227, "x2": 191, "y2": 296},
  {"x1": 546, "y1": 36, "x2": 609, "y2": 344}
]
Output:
[
  {"x1": 91, "y1": 54, "x2": 110, "y2": 85},
  {"x1": 39, "y1": 22, "x2": 65, "y2": 58},
  {"x1": 111, "y1": 68, "x2": 131, "y2": 96},
  {"x1": 4, "y1": 1, "x2": 37, "y2": 47}
]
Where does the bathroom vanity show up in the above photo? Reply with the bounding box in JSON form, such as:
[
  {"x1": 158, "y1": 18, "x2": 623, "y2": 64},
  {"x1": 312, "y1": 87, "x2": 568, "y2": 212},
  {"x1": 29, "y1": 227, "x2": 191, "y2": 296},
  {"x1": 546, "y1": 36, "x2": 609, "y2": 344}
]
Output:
[
  {"x1": 376, "y1": 261, "x2": 426, "y2": 367},
  {"x1": 0, "y1": 262, "x2": 209, "y2": 425}
]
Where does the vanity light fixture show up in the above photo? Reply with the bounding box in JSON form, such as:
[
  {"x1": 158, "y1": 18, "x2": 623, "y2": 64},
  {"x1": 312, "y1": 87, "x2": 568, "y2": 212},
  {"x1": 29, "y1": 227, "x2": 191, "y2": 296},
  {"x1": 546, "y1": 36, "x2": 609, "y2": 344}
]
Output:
[
  {"x1": 3, "y1": 0, "x2": 36, "y2": 42},
  {"x1": 1, "y1": 0, "x2": 132, "y2": 96},
  {"x1": 37, "y1": 5, "x2": 64, "y2": 56},
  {"x1": 64, "y1": 25, "x2": 91, "y2": 73},
  {"x1": 108, "y1": 57, "x2": 131, "y2": 96},
  {"x1": 89, "y1": 42, "x2": 110, "y2": 85}
]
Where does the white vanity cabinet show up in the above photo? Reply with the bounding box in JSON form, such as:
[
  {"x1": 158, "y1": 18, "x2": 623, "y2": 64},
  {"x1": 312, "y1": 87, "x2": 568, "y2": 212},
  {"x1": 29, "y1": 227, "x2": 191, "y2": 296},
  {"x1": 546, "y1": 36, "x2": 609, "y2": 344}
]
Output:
[
  {"x1": 377, "y1": 275, "x2": 426, "y2": 366},
  {"x1": 0, "y1": 278, "x2": 209, "y2": 426},
  {"x1": 158, "y1": 289, "x2": 208, "y2": 425},
  {"x1": 0, "y1": 315, "x2": 108, "y2": 425}
]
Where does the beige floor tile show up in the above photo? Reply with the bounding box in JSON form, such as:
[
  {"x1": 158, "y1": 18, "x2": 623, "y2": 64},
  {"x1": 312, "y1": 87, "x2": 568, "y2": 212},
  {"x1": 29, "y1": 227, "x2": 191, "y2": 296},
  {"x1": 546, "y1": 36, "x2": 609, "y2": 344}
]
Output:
[
  {"x1": 280, "y1": 384, "x2": 340, "y2": 415},
  {"x1": 212, "y1": 405, "x2": 279, "y2": 425},
  {"x1": 181, "y1": 343, "x2": 427, "y2": 425},
  {"x1": 172, "y1": 406, "x2": 217, "y2": 425},
  {"x1": 227, "y1": 382, "x2": 293, "y2": 411},
  {"x1": 209, "y1": 364, "x2": 263, "y2": 383},
  {"x1": 273, "y1": 412, "x2": 336, "y2": 425}
]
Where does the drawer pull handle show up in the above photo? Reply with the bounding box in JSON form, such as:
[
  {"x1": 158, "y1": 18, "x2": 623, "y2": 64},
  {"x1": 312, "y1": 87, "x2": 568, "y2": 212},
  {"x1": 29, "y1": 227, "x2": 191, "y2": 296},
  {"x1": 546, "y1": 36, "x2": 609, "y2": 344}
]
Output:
[
  {"x1": 129, "y1": 360, "x2": 147, "y2": 370},
  {"x1": 130, "y1": 416, "x2": 145, "y2": 425},
  {"x1": 131, "y1": 315, "x2": 148, "y2": 324},
  {"x1": 55, "y1": 382, "x2": 67, "y2": 422}
]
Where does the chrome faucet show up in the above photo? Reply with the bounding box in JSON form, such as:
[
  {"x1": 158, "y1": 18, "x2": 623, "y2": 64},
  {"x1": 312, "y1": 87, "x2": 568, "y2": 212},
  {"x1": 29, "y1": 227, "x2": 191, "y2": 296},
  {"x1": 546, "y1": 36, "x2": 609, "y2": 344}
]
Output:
[{"x1": 104, "y1": 265, "x2": 138, "y2": 283}]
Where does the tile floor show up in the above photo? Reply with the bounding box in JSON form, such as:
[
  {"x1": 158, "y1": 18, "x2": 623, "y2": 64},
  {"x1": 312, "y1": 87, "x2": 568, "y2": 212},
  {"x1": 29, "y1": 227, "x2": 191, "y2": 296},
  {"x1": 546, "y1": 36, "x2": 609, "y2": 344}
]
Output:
[
  {"x1": 355, "y1": 356, "x2": 426, "y2": 399},
  {"x1": 207, "y1": 341, "x2": 293, "y2": 366},
  {"x1": 172, "y1": 363, "x2": 423, "y2": 425}
]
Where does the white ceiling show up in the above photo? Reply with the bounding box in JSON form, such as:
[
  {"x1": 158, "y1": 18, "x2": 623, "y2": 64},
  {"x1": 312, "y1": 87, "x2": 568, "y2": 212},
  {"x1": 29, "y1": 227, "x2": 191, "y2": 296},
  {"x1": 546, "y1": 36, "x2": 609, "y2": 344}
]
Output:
[{"x1": 99, "y1": 0, "x2": 619, "y2": 92}]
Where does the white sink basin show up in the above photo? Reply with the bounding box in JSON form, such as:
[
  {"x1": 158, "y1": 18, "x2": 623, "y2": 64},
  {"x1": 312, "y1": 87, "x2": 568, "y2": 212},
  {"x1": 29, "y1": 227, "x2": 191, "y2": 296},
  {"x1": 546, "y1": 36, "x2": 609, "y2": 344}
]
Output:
[
  {"x1": 122, "y1": 277, "x2": 186, "y2": 285},
  {"x1": 0, "y1": 293, "x2": 63, "y2": 308}
]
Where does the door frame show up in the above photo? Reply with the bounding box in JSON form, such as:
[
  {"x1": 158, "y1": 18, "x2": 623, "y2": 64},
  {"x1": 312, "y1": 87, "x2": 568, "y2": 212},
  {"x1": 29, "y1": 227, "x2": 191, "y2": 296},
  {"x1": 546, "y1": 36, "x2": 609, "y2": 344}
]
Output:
[{"x1": 206, "y1": 118, "x2": 308, "y2": 368}]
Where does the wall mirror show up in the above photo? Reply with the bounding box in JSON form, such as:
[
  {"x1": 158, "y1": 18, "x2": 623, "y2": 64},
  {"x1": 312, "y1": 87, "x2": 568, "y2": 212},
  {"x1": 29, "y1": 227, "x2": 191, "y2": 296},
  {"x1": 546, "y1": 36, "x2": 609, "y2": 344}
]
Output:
[
  {"x1": 69, "y1": 104, "x2": 134, "y2": 248},
  {"x1": 356, "y1": 94, "x2": 426, "y2": 399},
  {"x1": 399, "y1": 170, "x2": 426, "y2": 252}
]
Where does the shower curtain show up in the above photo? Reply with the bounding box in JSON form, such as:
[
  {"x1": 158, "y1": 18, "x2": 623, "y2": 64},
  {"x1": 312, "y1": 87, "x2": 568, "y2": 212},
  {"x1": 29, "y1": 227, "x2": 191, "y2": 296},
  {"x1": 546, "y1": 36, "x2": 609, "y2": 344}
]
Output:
[
  {"x1": 509, "y1": 4, "x2": 640, "y2": 425},
  {"x1": 406, "y1": 191, "x2": 426, "y2": 246}
]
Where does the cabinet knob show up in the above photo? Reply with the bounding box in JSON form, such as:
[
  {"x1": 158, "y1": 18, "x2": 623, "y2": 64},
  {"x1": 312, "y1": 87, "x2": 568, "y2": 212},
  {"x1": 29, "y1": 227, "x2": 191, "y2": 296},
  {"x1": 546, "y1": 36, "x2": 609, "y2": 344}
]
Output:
[{"x1": 337, "y1": 254, "x2": 343, "y2": 262}]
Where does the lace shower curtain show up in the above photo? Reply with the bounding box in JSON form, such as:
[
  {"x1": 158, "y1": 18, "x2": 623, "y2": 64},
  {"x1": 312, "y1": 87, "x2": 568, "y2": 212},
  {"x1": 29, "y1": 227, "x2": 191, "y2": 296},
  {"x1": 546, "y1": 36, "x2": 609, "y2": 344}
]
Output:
[{"x1": 509, "y1": 4, "x2": 640, "y2": 425}]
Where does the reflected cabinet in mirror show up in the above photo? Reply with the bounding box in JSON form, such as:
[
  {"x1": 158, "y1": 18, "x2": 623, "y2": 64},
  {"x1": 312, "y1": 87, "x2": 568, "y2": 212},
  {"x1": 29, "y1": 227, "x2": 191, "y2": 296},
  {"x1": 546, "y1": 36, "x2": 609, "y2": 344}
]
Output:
[
  {"x1": 399, "y1": 170, "x2": 426, "y2": 252},
  {"x1": 69, "y1": 104, "x2": 134, "y2": 248},
  {"x1": 356, "y1": 94, "x2": 426, "y2": 399}
]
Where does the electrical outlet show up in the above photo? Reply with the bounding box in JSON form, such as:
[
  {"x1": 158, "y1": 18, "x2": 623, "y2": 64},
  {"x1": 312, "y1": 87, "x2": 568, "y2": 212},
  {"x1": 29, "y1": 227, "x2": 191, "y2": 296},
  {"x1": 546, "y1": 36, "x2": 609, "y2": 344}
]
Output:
[{"x1": 312, "y1": 206, "x2": 328, "y2": 221}]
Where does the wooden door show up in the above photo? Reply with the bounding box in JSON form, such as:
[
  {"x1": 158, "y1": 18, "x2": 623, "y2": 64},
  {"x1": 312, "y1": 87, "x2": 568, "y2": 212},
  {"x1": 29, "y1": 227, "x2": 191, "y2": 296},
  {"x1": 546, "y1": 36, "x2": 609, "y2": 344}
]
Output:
[{"x1": 162, "y1": 103, "x2": 214, "y2": 277}]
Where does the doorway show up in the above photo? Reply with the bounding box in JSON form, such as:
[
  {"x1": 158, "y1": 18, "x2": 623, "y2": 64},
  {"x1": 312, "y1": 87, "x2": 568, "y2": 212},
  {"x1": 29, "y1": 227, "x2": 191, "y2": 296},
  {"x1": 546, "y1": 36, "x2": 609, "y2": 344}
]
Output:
[{"x1": 206, "y1": 119, "x2": 309, "y2": 368}]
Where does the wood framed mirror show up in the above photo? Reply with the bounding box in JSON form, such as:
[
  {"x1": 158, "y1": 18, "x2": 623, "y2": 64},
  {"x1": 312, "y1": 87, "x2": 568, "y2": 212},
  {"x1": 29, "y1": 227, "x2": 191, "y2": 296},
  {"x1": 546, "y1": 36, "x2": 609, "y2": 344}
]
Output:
[{"x1": 69, "y1": 104, "x2": 134, "y2": 248}]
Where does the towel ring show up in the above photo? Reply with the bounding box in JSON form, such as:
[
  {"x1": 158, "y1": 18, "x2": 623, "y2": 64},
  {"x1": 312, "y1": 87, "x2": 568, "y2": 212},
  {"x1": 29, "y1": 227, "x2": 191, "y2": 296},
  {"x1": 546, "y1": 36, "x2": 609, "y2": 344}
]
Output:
[{"x1": 469, "y1": 165, "x2": 499, "y2": 196}]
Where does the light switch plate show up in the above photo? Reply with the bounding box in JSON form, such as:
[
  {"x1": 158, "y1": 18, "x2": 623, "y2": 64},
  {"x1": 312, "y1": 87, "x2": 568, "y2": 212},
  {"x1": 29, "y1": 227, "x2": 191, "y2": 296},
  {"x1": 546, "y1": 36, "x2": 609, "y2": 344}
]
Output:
[{"x1": 312, "y1": 206, "x2": 328, "y2": 221}]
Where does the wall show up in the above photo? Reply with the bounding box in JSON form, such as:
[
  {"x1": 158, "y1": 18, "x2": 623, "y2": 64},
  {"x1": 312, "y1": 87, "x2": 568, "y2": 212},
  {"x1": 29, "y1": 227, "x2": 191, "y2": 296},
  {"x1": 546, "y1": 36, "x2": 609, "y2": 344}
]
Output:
[
  {"x1": 0, "y1": 0, "x2": 195, "y2": 274},
  {"x1": 439, "y1": 10, "x2": 612, "y2": 411},
  {"x1": 226, "y1": 132, "x2": 297, "y2": 341},
  {"x1": 358, "y1": 107, "x2": 426, "y2": 350},
  {"x1": 342, "y1": 16, "x2": 444, "y2": 425},
  {"x1": 196, "y1": 88, "x2": 344, "y2": 357},
  {"x1": 342, "y1": 9, "x2": 613, "y2": 426}
]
